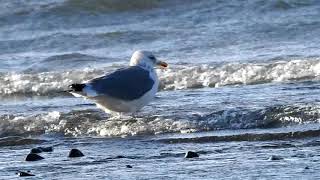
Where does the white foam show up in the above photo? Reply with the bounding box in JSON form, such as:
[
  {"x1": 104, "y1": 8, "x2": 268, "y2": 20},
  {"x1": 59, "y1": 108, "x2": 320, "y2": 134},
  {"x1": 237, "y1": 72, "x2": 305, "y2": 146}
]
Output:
[
  {"x1": 158, "y1": 59, "x2": 320, "y2": 90},
  {"x1": 0, "y1": 104, "x2": 319, "y2": 137},
  {"x1": 0, "y1": 59, "x2": 319, "y2": 97}
]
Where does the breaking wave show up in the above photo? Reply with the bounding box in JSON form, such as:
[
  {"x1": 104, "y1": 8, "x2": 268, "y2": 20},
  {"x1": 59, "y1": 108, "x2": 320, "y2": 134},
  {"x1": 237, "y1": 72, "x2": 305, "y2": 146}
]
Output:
[
  {"x1": 0, "y1": 59, "x2": 319, "y2": 97},
  {"x1": 0, "y1": 104, "x2": 319, "y2": 137}
]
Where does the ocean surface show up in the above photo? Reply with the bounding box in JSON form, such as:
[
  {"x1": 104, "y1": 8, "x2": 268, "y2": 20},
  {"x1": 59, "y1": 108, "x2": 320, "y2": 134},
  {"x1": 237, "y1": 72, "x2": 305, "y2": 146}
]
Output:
[{"x1": 1, "y1": 0, "x2": 320, "y2": 179}]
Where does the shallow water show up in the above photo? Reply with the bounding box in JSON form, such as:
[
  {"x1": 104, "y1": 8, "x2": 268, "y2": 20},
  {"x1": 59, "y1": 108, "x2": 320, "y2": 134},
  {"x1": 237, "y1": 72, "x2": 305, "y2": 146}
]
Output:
[
  {"x1": 1, "y1": 132, "x2": 320, "y2": 179},
  {"x1": 1, "y1": 0, "x2": 320, "y2": 179}
]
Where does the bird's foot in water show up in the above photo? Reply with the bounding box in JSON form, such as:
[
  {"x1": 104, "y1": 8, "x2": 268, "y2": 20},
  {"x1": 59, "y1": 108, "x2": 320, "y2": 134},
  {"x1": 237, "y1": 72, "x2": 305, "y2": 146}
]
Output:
[
  {"x1": 109, "y1": 112, "x2": 136, "y2": 120},
  {"x1": 130, "y1": 112, "x2": 138, "y2": 119}
]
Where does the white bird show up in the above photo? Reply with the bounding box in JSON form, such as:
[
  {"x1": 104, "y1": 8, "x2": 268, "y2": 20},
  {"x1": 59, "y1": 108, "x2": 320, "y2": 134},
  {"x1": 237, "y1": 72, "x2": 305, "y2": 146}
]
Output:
[{"x1": 68, "y1": 50, "x2": 168, "y2": 114}]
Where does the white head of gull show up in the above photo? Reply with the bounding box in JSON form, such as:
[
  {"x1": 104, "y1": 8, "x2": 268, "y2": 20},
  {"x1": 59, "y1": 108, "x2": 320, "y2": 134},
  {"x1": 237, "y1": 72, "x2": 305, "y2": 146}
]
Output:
[{"x1": 69, "y1": 50, "x2": 168, "y2": 115}]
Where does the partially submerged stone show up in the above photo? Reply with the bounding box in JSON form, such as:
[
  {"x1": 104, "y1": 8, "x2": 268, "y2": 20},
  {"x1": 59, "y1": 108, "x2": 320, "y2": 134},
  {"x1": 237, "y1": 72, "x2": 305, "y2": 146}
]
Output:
[
  {"x1": 184, "y1": 151, "x2": 199, "y2": 158},
  {"x1": 16, "y1": 171, "x2": 35, "y2": 177},
  {"x1": 25, "y1": 153, "x2": 44, "y2": 161},
  {"x1": 268, "y1": 155, "x2": 283, "y2": 161},
  {"x1": 39, "y1": 146, "x2": 53, "y2": 152},
  {"x1": 68, "y1": 149, "x2": 84, "y2": 157},
  {"x1": 30, "y1": 146, "x2": 53, "y2": 154},
  {"x1": 116, "y1": 155, "x2": 125, "y2": 159},
  {"x1": 30, "y1": 148, "x2": 42, "y2": 154}
]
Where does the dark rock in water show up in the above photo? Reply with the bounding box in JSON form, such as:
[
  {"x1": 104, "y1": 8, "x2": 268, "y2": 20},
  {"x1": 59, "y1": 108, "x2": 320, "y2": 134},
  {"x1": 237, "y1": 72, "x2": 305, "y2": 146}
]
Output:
[
  {"x1": 16, "y1": 171, "x2": 35, "y2": 177},
  {"x1": 185, "y1": 151, "x2": 199, "y2": 158},
  {"x1": 68, "y1": 149, "x2": 84, "y2": 157},
  {"x1": 116, "y1": 155, "x2": 125, "y2": 159},
  {"x1": 214, "y1": 149, "x2": 223, "y2": 153},
  {"x1": 31, "y1": 148, "x2": 43, "y2": 154},
  {"x1": 126, "y1": 165, "x2": 133, "y2": 168},
  {"x1": 268, "y1": 155, "x2": 283, "y2": 161},
  {"x1": 25, "y1": 153, "x2": 44, "y2": 161},
  {"x1": 305, "y1": 166, "x2": 310, "y2": 169},
  {"x1": 39, "y1": 146, "x2": 53, "y2": 152},
  {"x1": 30, "y1": 146, "x2": 53, "y2": 154}
]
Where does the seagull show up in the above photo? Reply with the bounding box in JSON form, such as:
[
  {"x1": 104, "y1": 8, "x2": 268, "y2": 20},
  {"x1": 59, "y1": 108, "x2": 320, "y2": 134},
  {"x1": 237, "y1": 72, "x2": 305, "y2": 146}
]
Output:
[{"x1": 68, "y1": 50, "x2": 168, "y2": 114}]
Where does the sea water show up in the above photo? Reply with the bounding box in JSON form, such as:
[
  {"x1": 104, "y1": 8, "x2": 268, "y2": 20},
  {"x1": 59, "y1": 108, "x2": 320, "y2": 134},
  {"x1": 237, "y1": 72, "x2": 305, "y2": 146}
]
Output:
[{"x1": 1, "y1": 0, "x2": 320, "y2": 179}]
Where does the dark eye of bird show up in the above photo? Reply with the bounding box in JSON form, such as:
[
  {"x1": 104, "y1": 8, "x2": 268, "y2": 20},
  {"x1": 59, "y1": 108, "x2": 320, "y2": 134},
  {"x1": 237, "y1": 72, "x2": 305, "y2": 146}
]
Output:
[
  {"x1": 148, "y1": 56, "x2": 156, "y2": 62},
  {"x1": 149, "y1": 55, "x2": 156, "y2": 61}
]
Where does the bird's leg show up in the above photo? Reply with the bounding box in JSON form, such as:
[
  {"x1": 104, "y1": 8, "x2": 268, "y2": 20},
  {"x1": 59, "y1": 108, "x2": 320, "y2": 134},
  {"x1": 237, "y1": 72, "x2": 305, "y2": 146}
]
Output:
[
  {"x1": 118, "y1": 112, "x2": 123, "y2": 119},
  {"x1": 109, "y1": 112, "x2": 122, "y2": 120},
  {"x1": 119, "y1": 112, "x2": 130, "y2": 120},
  {"x1": 131, "y1": 112, "x2": 137, "y2": 119}
]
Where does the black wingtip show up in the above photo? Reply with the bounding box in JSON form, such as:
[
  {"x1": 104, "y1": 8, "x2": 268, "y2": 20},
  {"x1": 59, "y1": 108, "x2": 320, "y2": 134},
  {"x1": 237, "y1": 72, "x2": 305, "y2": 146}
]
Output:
[{"x1": 69, "y1": 83, "x2": 86, "y2": 92}]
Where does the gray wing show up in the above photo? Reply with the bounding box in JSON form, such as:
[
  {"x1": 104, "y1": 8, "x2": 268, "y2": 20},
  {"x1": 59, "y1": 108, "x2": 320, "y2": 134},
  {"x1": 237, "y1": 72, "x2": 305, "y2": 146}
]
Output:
[{"x1": 87, "y1": 66, "x2": 154, "y2": 100}]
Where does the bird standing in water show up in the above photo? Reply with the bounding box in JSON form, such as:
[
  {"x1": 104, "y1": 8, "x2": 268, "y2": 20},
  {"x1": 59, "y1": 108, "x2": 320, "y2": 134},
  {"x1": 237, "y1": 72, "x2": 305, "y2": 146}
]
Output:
[{"x1": 69, "y1": 50, "x2": 168, "y2": 115}]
